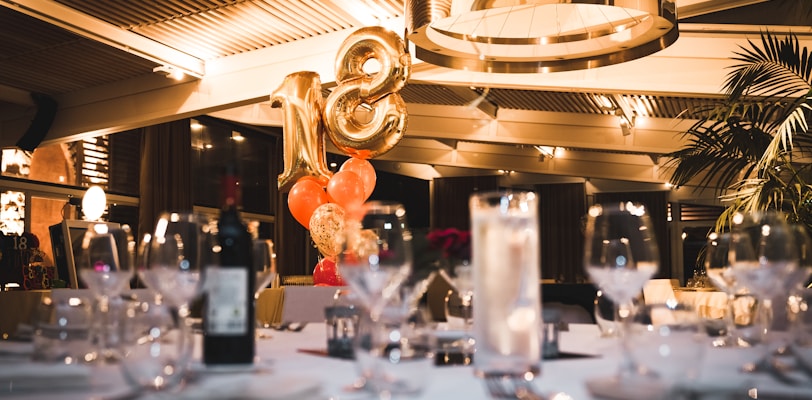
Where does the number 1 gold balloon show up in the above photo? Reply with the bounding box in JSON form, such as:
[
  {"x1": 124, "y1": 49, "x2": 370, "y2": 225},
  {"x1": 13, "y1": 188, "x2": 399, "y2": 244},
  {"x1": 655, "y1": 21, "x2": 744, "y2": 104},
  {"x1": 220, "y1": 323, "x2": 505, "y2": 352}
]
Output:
[
  {"x1": 271, "y1": 71, "x2": 333, "y2": 191},
  {"x1": 325, "y1": 26, "x2": 411, "y2": 159}
]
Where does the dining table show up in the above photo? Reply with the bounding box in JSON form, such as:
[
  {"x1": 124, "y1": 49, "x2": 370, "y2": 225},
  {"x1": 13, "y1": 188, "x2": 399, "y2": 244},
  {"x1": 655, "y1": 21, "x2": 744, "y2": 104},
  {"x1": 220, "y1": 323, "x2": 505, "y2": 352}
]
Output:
[{"x1": 3, "y1": 316, "x2": 812, "y2": 400}]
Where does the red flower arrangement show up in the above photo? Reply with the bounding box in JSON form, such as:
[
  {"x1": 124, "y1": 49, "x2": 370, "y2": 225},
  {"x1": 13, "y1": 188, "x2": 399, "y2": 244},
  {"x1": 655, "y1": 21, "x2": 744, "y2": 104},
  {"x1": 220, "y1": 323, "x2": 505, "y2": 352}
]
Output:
[{"x1": 426, "y1": 228, "x2": 471, "y2": 263}]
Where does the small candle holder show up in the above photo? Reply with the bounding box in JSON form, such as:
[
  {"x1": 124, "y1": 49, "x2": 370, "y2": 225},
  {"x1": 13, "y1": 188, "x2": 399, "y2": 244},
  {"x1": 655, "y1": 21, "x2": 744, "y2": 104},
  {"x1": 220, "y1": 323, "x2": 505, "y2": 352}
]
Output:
[{"x1": 325, "y1": 304, "x2": 360, "y2": 359}]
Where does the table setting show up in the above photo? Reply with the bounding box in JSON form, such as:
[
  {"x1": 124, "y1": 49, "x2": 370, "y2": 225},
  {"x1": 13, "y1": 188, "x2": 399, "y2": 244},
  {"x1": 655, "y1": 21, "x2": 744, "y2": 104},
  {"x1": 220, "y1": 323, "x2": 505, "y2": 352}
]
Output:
[{"x1": 4, "y1": 199, "x2": 812, "y2": 399}]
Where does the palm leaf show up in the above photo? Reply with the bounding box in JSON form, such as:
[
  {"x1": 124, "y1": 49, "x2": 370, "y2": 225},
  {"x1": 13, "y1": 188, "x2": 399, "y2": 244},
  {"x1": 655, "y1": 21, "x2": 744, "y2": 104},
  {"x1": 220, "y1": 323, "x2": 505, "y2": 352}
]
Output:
[{"x1": 665, "y1": 31, "x2": 812, "y2": 232}]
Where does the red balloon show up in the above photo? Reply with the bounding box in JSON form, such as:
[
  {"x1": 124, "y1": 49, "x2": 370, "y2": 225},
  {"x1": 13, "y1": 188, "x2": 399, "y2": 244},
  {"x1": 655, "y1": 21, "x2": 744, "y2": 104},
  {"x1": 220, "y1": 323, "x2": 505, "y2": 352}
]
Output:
[
  {"x1": 313, "y1": 257, "x2": 345, "y2": 286},
  {"x1": 288, "y1": 178, "x2": 329, "y2": 229},
  {"x1": 326, "y1": 170, "x2": 365, "y2": 211},
  {"x1": 340, "y1": 157, "x2": 376, "y2": 200}
]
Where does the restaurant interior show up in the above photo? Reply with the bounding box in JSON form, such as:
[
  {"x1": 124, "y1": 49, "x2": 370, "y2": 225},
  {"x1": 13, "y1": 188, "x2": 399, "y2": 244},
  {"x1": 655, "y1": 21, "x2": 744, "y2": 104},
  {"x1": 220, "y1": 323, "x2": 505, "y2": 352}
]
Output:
[
  {"x1": 0, "y1": 0, "x2": 811, "y2": 305},
  {"x1": 4, "y1": 1, "x2": 812, "y2": 399}
]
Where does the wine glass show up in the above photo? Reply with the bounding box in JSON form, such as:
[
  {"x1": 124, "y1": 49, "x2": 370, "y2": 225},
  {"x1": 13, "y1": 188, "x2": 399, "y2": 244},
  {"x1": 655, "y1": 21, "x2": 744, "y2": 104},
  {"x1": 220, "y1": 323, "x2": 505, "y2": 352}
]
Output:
[
  {"x1": 583, "y1": 202, "x2": 659, "y2": 378},
  {"x1": 252, "y1": 238, "x2": 277, "y2": 337},
  {"x1": 730, "y1": 211, "x2": 799, "y2": 332},
  {"x1": 134, "y1": 212, "x2": 213, "y2": 383},
  {"x1": 140, "y1": 212, "x2": 212, "y2": 313},
  {"x1": 337, "y1": 201, "x2": 417, "y2": 397},
  {"x1": 337, "y1": 201, "x2": 413, "y2": 320},
  {"x1": 704, "y1": 231, "x2": 760, "y2": 346},
  {"x1": 78, "y1": 223, "x2": 135, "y2": 362},
  {"x1": 253, "y1": 239, "x2": 277, "y2": 297}
]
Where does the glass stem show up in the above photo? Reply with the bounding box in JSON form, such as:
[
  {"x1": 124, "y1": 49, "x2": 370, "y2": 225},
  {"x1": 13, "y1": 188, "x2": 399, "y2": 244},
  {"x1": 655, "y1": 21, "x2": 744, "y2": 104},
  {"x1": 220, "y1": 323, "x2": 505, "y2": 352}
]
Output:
[
  {"x1": 616, "y1": 301, "x2": 637, "y2": 376},
  {"x1": 725, "y1": 292, "x2": 737, "y2": 341}
]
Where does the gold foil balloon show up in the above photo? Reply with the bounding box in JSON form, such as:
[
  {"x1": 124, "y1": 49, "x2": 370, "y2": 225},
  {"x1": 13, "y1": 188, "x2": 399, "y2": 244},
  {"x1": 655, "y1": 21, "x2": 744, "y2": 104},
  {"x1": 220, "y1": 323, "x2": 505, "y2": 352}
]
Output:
[
  {"x1": 309, "y1": 203, "x2": 346, "y2": 257},
  {"x1": 325, "y1": 26, "x2": 411, "y2": 159},
  {"x1": 271, "y1": 71, "x2": 333, "y2": 191}
]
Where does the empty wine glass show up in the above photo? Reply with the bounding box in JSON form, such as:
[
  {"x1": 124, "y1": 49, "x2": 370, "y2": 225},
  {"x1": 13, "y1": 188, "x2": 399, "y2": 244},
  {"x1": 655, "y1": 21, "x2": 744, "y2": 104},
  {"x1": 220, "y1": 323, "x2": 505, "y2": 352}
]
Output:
[
  {"x1": 78, "y1": 223, "x2": 135, "y2": 362},
  {"x1": 128, "y1": 212, "x2": 213, "y2": 392},
  {"x1": 337, "y1": 201, "x2": 416, "y2": 398},
  {"x1": 253, "y1": 239, "x2": 277, "y2": 297},
  {"x1": 730, "y1": 211, "x2": 799, "y2": 332},
  {"x1": 583, "y1": 202, "x2": 659, "y2": 379},
  {"x1": 140, "y1": 212, "x2": 213, "y2": 313},
  {"x1": 704, "y1": 231, "x2": 760, "y2": 346},
  {"x1": 337, "y1": 201, "x2": 413, "y2": 320},
  {"x1": 253, "y1": 238, "x2": 277, "y2": 338}
]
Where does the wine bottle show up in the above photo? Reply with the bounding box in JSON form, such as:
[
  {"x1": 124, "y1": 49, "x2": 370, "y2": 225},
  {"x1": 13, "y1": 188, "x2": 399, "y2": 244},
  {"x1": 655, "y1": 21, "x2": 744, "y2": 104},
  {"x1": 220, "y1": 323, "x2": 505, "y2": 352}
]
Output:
[{"x1": 203, "y1": 164, "x2": 255, "y2": 365}]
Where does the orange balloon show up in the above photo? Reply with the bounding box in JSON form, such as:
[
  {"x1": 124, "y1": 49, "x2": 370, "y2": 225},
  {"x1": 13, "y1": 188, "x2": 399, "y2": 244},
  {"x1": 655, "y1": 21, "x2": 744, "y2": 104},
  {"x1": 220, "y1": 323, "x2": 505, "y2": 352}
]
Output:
[
  {"x1": 327, "y1": 170, "x2": 365, "y2": 210},
  {"x1": 288, "y1": 178, "x2": 329, "y2": 229},
  {"x1": 340, "y1": 157, "x2": 376, "y2": 200},
  {"x1": 298, "y1": 175, "x2": 329, "y2": 188}
]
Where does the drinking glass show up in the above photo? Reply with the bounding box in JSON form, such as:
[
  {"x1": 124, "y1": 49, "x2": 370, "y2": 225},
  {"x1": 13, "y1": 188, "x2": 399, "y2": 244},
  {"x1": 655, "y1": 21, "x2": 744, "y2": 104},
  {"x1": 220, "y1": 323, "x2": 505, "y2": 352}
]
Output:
[
  {"x1": 32, "y1": 294, "x2": 94, "y2": 364},
  {"x1": 337, "y1": 201, "x2": 415, "y2": 397},
  {"x1": 730, "y1": 211, "x2": 799, "y2": 335},
  {"x1": 253, "y1": 238, "x2": 277, "y2": 338},
  {"x1": 627, "y1": 302, "x2": 705, "y2": 390},
  {"x1": 140, "y1": 212, "x2": 212, "y2": 314},
  {"x1": 583, "y1": 202, "x2": 659, "y2": 377},
  {"x1": 352, "y1": 288, "x2": 436, "y2": 398},
  {"x1": 704, "y1": 231, "x2": 762, "y2": 346},
  {"x1": 119, "y1": 297, "x2": 190, "y2": 392},
  {"x1": 470, "y1": 191, "x2": 542, "y2": 380},
  {"x1": 731, "y1": 211, "x2": 798, "y2": 301},
  {"x1": 337, "y1": 201, "x2": 413, "y2": 320},
  {"x1": 133, "y1": 212, "x2": 213, "y2": 388},
  {"x1": 253, "y1": 239, "x2": 277, "y2": 296},
  {"x1": 78, "y1": 223, "x2": 135, "y2": 362}
]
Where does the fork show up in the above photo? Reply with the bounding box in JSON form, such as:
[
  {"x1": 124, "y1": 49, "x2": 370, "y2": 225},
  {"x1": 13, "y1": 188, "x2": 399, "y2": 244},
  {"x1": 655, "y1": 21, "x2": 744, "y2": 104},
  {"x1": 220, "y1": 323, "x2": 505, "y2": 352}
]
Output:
[{"x1": 483, "y1": 375, "x2": 545, "y2": 400}]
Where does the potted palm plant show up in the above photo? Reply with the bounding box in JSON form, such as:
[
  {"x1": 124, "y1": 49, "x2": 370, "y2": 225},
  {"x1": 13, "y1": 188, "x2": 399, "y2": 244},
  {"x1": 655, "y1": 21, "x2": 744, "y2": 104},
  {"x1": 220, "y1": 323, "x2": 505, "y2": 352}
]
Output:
[{"x1": 664, "y1": 31, "x2": 812, "y2": 232}]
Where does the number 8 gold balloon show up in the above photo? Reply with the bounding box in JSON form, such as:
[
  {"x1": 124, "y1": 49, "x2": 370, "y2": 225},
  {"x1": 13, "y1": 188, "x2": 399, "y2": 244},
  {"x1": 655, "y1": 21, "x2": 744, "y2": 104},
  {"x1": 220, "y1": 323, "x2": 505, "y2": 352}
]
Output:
[{"x1": 325, "y1": 26, "x2": 411, "y2": 159}]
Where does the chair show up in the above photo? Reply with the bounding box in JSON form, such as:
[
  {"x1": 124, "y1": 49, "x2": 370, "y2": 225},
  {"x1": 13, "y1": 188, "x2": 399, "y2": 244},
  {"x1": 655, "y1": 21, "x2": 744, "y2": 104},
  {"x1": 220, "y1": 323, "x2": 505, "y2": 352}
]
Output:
[
  {"x1": 282, "y1": 275, "x2": 314, "y2": 286},
  {"x1": 425, "y1": 271, "x2": 454, "y2": 322}
]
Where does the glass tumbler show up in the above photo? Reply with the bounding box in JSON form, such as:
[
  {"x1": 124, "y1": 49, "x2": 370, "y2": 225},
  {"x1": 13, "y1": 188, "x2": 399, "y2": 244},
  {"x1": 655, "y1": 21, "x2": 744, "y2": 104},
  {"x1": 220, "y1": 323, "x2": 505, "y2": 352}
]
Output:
[
  {"x1": 627, "y1": 302, "x2": 705, "y2": 384},
  {"x1": 32, "y1": 294, "x2": 94, "y2": 364},
  {"x1": 118, "y1": 298, "x2": 193, "y2": 392},
  {"x1": 470, "y1": 191, "x2": 542, "y2": 379}
]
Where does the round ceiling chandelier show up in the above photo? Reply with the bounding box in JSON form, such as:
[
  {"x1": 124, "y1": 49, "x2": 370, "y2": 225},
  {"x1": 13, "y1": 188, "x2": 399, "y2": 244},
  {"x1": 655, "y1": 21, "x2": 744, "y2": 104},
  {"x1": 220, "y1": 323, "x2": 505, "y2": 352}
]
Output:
[{"x1": 406, "y1": 0, "x2": 679, "y2": 73}]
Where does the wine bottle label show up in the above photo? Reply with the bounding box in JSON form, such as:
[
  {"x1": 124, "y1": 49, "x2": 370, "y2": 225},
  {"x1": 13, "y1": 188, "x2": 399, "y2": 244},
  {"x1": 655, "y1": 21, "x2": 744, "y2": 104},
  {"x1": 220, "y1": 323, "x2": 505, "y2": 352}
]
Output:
[{"x1": 205, "y1": 266, "x2": 249, "y2": 335}]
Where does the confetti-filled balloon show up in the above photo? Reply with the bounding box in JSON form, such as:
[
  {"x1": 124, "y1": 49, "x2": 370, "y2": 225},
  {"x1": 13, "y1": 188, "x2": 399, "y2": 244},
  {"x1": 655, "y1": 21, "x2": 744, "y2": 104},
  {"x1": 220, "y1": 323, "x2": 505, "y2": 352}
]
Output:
[{"x1": 309, "y1": 203, "x2": 346, "y2": 257}]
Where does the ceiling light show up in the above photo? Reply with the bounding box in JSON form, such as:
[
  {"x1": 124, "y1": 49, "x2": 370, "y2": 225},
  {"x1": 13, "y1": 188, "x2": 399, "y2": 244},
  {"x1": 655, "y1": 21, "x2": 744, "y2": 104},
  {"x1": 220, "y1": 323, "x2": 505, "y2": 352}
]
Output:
[
  {"x1": 231, "y1": 131, "x2": 245, "y2": 142},
  {"x1": 534, "y1": 145, "x2": 556, "y2": 160},
  {"x1": 153, "y1": 65, "x2": 186, "y2": 80},
  {"x1": 619, "y1": 114, "x2": 634, "y2": 136},
  {"x1": 406, "y1": 0, "x2": 678, "y2": 73}
]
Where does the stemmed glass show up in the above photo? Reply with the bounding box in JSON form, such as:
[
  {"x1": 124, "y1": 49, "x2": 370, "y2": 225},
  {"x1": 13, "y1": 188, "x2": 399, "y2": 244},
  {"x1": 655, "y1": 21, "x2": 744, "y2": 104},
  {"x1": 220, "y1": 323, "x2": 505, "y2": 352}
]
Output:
[
  {"x1": 338, "y1": 201, "x2": 412, "y2": 320},
  {"x1": 140, "y1": 212, "x2": 212, "y2": 315},
  {"x1": 583, "y1": 202, "x2": 659, "y2": 378},
  {"x1": 704, "y1": 231, "x2": 760, "y2": 346},
  {"x1": 253, "y1": 238, "x2": 277, "y2": 338},
  {"x1": 125, "y1": 212, "x2": 213, "y2": 390},
  {"x1": 730, "y1": 211, "x2": 799, "y2": 334},
  {"x1": 253, "y1": 239, "x2": 277, "y2": 297},
  {"x1": 78, "y1": 223, "x2": 135, "y2": 362},
  {"x1": 337, "y1": 201, "x2": 426, "y2": 398}
]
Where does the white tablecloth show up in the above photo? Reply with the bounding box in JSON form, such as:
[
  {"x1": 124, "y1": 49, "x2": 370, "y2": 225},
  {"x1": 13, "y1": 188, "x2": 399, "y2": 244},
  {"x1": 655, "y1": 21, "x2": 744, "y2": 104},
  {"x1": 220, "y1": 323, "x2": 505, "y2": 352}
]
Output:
[{"x1": 3, "y1": 322, "x2": 812, "y2": 399}]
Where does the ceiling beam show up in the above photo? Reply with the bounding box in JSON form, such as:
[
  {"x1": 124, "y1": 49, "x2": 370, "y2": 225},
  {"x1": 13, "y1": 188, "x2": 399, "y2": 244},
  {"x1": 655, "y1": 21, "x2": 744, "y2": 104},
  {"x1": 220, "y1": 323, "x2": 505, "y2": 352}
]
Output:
[{"x1": 0, "y1": 0, "x2": 205, "y2": 77}]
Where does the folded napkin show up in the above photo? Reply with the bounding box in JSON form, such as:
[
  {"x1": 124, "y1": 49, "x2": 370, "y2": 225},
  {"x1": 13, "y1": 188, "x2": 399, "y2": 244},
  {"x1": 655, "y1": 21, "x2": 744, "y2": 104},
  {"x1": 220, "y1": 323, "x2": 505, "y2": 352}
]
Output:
[
  {"x1": 171, "y1": 373, "x2": 322, "y2": 400},
  {"x1": 0, "y1": 362, "x2": 90, "y2": 393}
]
